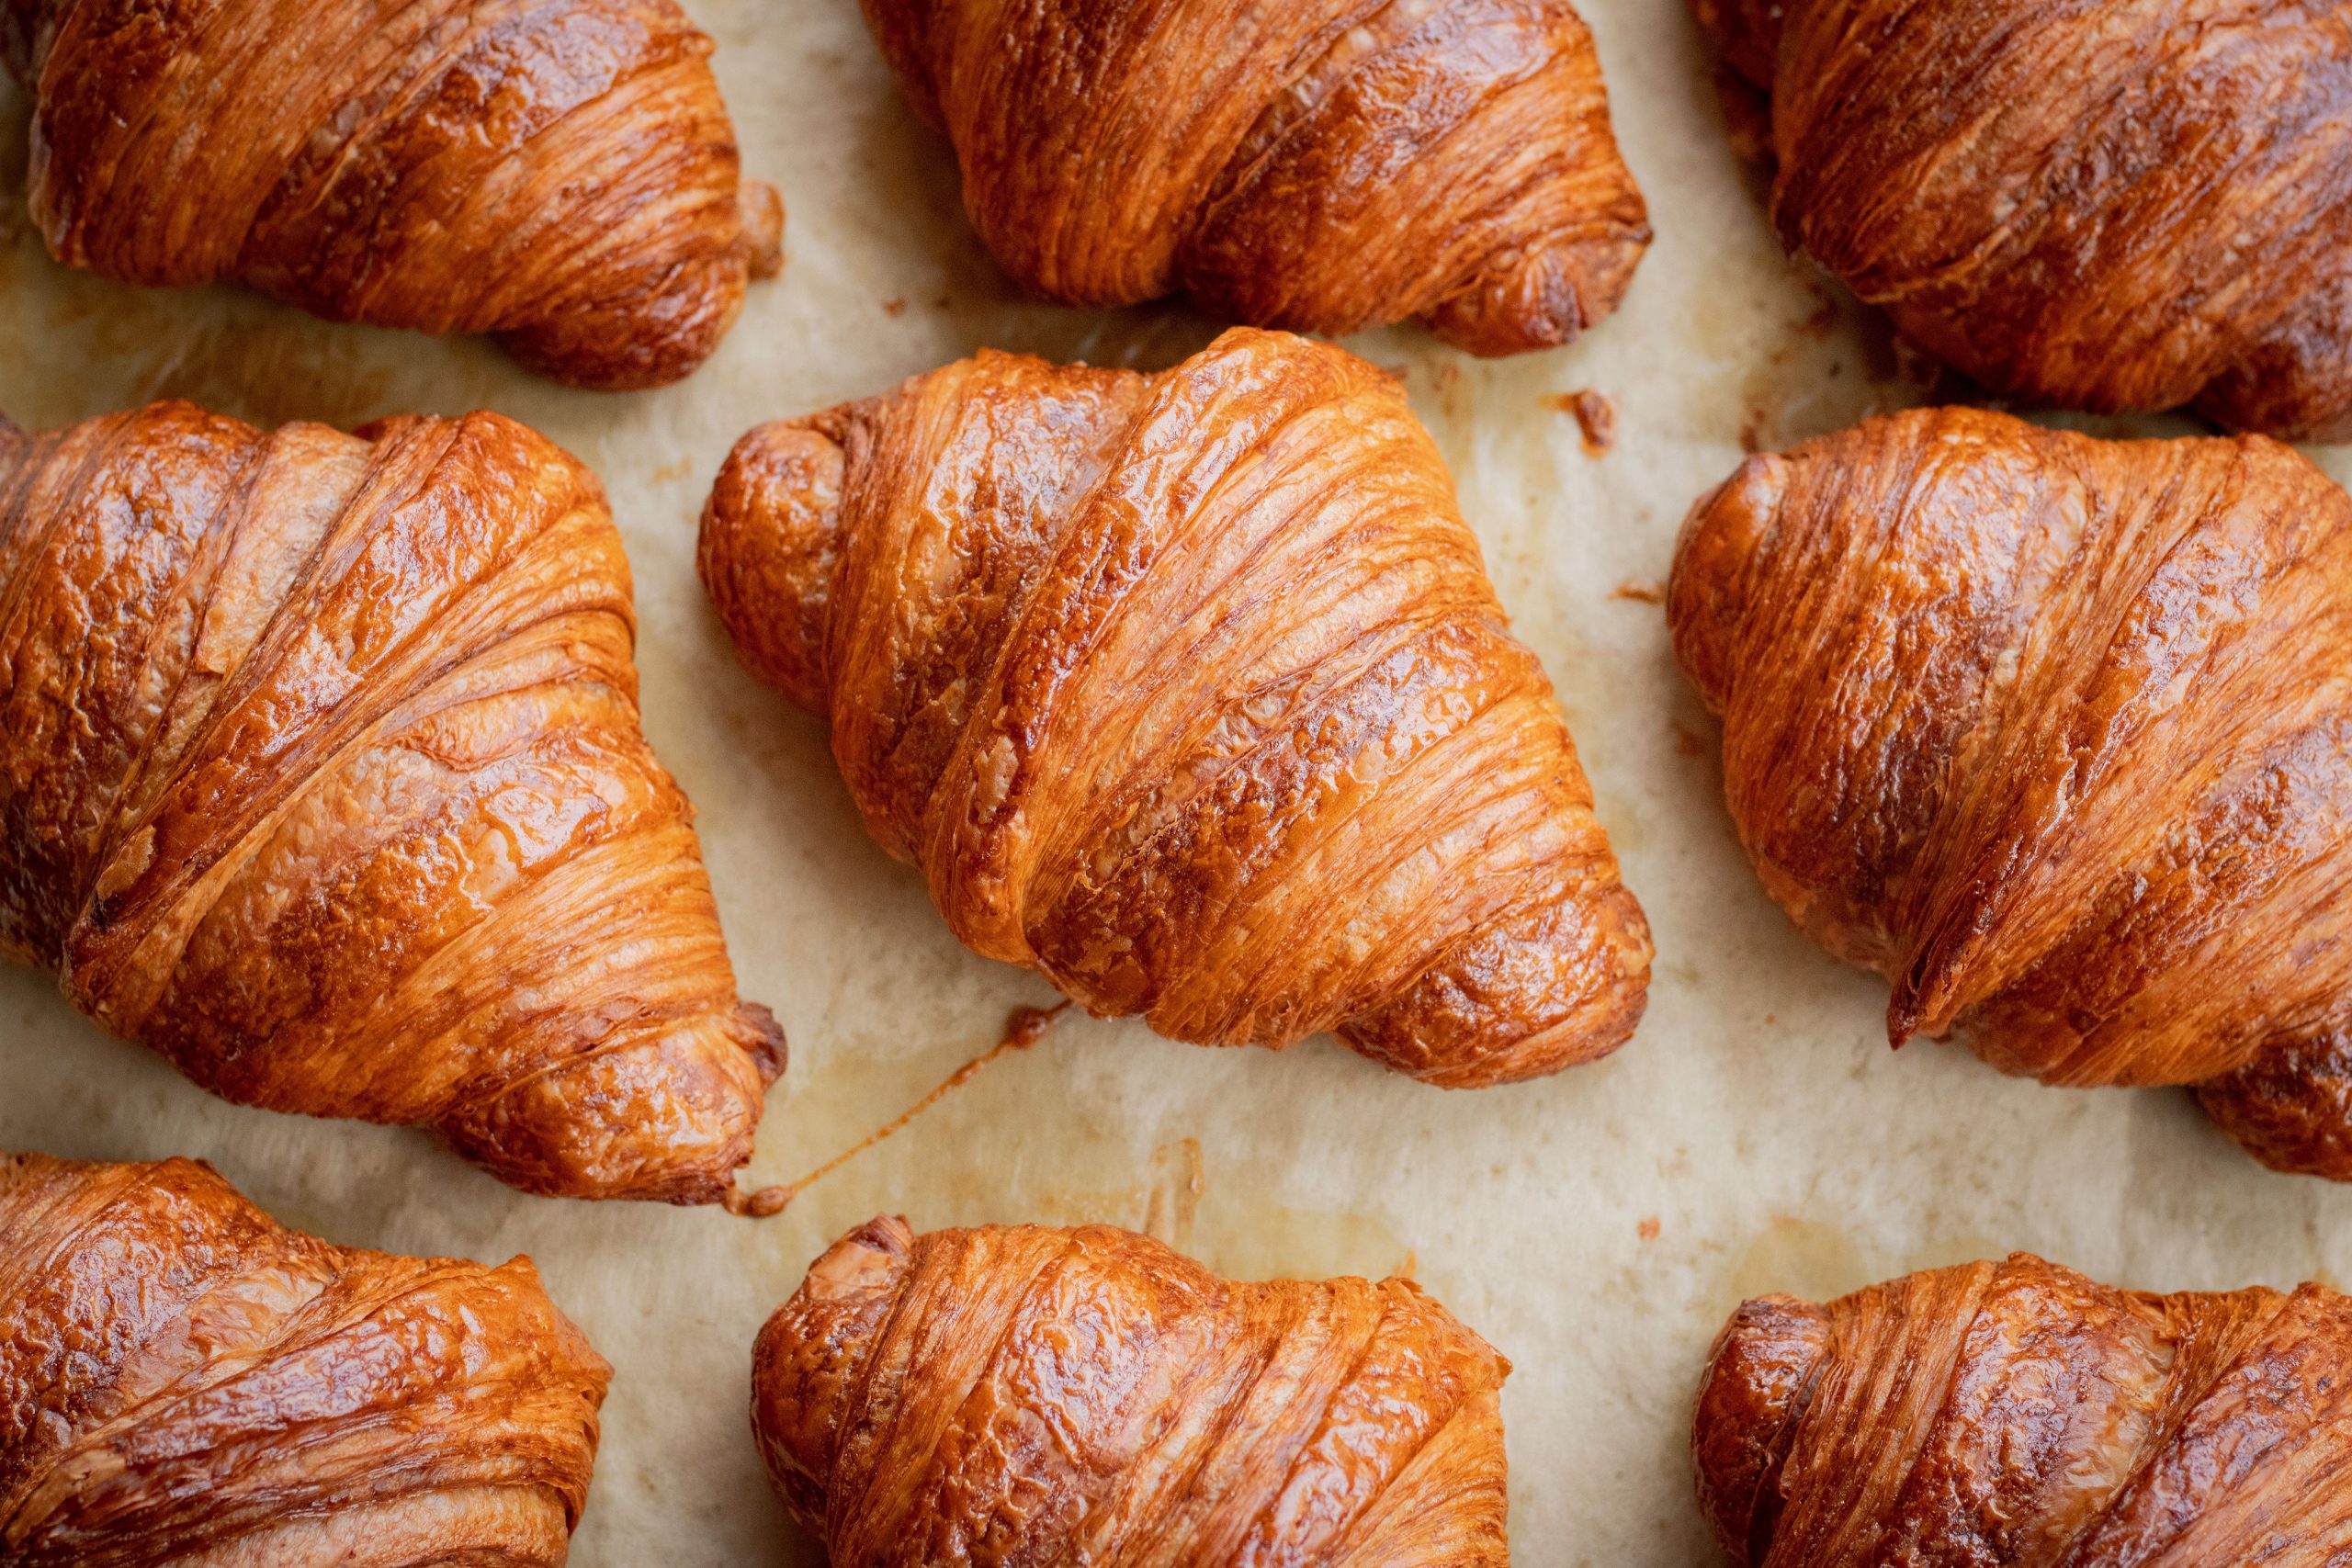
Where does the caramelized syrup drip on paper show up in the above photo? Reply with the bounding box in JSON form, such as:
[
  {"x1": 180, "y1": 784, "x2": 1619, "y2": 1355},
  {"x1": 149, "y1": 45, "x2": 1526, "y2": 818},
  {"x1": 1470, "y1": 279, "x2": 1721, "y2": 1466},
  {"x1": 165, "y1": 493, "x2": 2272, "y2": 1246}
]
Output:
[{"x1": 727, "y1": 1003, "x2": 1069, "y2": 1217}]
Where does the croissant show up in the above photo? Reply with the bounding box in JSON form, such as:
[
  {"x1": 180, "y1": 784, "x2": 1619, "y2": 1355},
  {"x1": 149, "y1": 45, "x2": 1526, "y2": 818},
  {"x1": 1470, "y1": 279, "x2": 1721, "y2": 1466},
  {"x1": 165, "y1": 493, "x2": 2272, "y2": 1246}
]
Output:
[
  {"x1": 1690, "y1": 0, "x2": 2352, "y2": 440},
  {"x1": 752, "y1": 1215, "x2": 1510, "y2": 1565},
  {"x1": 1, "y1": 1151, "x2": 609, "y2": 1566},
  {"x1": 2, "y1": 0, "x2": 782, "y2": 389},
  {"x1": 1668, "y1": 405, "x2": 2352, "y2": 1178},
  {"x1": 0, "y1": 400, "x2": 783, "y2": 1203},
  {"x1": 699, "y1": 326, "x2": 1651, "y2": 1085},
  {"x1": 860, "y1": 0, "x2": 1649, "y2": 355},
  {"x1": 1693, "y1": 1252, "x2": 2352, "y2": 1565}
]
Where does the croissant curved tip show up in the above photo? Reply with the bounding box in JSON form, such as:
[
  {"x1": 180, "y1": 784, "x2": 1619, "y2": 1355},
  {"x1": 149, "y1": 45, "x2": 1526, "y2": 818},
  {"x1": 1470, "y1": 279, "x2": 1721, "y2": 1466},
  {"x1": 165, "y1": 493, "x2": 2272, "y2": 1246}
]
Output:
[
  {"x1": 739, "y1": 181, "x2": 786, "y2": 280},
  {"x1": 725, "y1": 1183, "x2": 792, "y2": 1218},
  {"x1": 1423, "y1": 222, "x2": 1652, "y2": 357},
  {"x1": 1668, "y1": 452, "x2": 1791, "y2": 715},
  {"x1": 1691, "y1": 1292, "x2": 1830, "y2": 1566},
  {"x1": 740, "y1": 1001, "x2": 790, "y2": 1087},
  {"x1": 2198, "y1": 1034, "x2": 2352, "y2": 1180},
  {"x1": 700, "y1": 420, "x2": 849, "y2": 716}
]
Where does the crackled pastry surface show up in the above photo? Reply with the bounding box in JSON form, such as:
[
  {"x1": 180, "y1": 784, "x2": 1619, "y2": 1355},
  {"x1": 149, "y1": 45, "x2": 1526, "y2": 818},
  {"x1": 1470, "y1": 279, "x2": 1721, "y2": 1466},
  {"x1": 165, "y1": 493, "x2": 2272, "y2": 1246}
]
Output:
[
  {"x1": 2, "y1": 0, "x2": 783, "y2": 389},
  {"x1": 1695, "y1": 1252, "x2": 2352, "y2": 1566},
  {"x1": 1669, "y1": 405, "x2": 2352, "y2": 1177},
  {"x1": 701, "y1": 327, "x2": 1651, "y2": 1085},
  {"x1": 864, "y1": 0, "x2": 1649, "y2": 355},
  {"x1": 753, "y1": 1216, "x2": 1510, "y2": 1566},
  {"x1": 0, "y1": 1152, "x2": 610, "y2": 1567},
  {"x1": 1691, "y1": 0, "x2": 2352, "y2": 439},
  {"x1": 0, "y1": 401, "x2": 782, "y2": 1202}
]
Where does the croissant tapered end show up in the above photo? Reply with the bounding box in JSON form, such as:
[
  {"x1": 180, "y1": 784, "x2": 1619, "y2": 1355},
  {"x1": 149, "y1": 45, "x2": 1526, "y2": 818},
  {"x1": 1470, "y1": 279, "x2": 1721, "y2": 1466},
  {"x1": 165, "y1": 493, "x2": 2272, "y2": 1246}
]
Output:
[
  {"x1": 1690, "y1": 0, "x2": 2352, "y2": 436},
  {"x1": 700, "y1": 328, "x2": 1651, "y2": 1086},
  {"x1": 0, "y1": 1152, "x2": 611, "y2": 1565},
  {"x1": 1691, "y1": 1294, "x2": 1829, "y2": 1567},
  {"x1": 699, "y1": 417, "x2": 851, "y2": 717},
  {"x1": 8, "y1": 0, "x2": 777, "y2": 389},
  {"x1": 860, "y1": 0, "x2": 1647, "y2": 353},
  {"x1": 1694, "y1": 1255, "x2": 2352, "y2": 1565},
  {"x1": 1666, "y1": 453, "x2": 1789, "y2": 719},
  {"x1": 0, "y1": 400, "x2": 780, "y2": 1202},
  {"x1": 2198, "y1": 1032, "x2": 2352, "y2": 1182},
  {"x1": 437, "y1": 1000, "x2": 787, "y2": 1206},
  {"x1": 752, "y1": 1218, "x2": 1512, "y2": 1566},
  {"x1": 1419, "y1": 193, "x2": 1653, "y2": 359},
  {"x1": 1668, "y1": 406, "x2": 2352, "y2": 1172}
]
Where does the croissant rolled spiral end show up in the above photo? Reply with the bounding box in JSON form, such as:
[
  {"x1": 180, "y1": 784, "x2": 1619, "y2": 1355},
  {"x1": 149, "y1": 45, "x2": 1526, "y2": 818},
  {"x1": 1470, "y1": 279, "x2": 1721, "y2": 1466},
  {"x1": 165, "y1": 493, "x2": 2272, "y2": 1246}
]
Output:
[{"x1": 701, "y1": 421, "x2": 848, "y2": 716}]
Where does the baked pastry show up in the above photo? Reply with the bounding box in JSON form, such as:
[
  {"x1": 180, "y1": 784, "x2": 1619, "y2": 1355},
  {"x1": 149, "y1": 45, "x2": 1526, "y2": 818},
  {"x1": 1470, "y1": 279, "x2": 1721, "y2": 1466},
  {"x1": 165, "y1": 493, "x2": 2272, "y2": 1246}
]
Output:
[
  {"x1": 1691, "y1": 0, "x2": 2352, "y2": 440},
  {"x1": 752, "y1": 1215, "x2": 1511, "y2": 1565},
  {"x1": 0, "y1": 1150, "x2": 610, "y2": 1566},
  {"x1": 700, "y1": 326, "x2": 1651, "y2": 1086},
  {"x1": 2, "y1": 0, "x2": 783, "y2": 389},
  {"x1": 1695, "y1": 1252, "x2": 2352, "y2": 1565},
  {"x1": 861, "y1": 0, "x2": 1649, "y2": 355},
  {"x1": 1668, "y1": 405, "x2": 2352, "y2": 1177},
  {"x1": 0, "y1": 400, "x2": 783, "y2": 1203}
]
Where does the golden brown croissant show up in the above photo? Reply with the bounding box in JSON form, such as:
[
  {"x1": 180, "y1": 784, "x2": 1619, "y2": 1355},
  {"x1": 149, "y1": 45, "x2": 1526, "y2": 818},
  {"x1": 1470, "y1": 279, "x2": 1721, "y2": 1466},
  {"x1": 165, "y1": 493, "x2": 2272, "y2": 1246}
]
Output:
[
  {"x1": 699, "y1": 326, "x2": 1651, "y2": 1085},
  {"x1": 1694, "y1": 1252, "x2": 2352, "y2": 1566},
  {"x1": 1668, "y1": 405, "x2": 2352, "y2": 1178},
  {"x1": 861, "y1": 0, "x2": 1649, "y2": 355},
  {"x1": 752, "y1": 1215, "x2": 1510, "y2": 1566},
  {"x1": 0, "y1": 400, "x2": 783, "y2": 1203},
  {"x1": 0, "y1": 1151, "x2": 610, "y2": 1566},
  {"x1": 2, "y1": 0, "x2": 782, "y2": 389},
  {"x1": 1690, "y1": 0, "x2": 2352, "y2": 440}
]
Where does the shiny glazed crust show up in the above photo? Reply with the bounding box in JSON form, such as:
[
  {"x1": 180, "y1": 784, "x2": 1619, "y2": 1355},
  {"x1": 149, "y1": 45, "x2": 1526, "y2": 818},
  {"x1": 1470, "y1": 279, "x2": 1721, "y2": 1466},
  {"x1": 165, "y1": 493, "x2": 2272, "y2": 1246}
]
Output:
[
  {"x1": 1693, "y1": 1253, "x2": 2352, "y2": 1565},
  {"x1": 699, "y1": 327, "x2": 1652, "y2": 1085},
  {"x1": 1668, "y1": 405, "x2": 2352, "y2": 1179},
  {"x1": 0, "y1": 402, "x2": 783, "y2": 1202},
  {"x1": 862, "y1": 0, "x2": 1649, "y2": 355},
  {"x1": 0, "y1": 1152, "x2": 611, "y2": 1566},
  {"x1": 1, "y1": 0, "x2": 784, "y2": 389},
  {"x1": 1690, "y1": 0, "x2": 2352, "y2": 439},
  {"x1": 752, "y1": 1216, "x2": 1511, "y2": 1566}
]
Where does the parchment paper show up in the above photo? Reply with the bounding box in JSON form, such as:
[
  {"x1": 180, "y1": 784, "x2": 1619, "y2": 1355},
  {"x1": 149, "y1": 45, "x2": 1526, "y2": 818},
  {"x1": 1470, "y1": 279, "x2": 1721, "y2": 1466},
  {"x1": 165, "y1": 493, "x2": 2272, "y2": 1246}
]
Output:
[{"x1": 7, "y1": 5, "x2": 2352, "y2": 1562}]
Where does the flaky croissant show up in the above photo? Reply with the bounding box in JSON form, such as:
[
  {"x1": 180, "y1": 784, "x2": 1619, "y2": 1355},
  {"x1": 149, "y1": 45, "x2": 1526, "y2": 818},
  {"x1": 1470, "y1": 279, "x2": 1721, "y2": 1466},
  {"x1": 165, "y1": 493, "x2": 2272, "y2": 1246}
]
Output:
[
  {"x1": 2, "y1": 0, "x2": 782, "y2": 389},
  {"x1": 1694, "y1": 1252, "x2": 2352, "y2": 1566},
  {"x1": 1668, "y1": 406, "x2": 2352, "y2": 1178},
  {"x1": 0, "y1": 400, "x2": 782, "y2": 1202},
  {"x1": 700, "y1": 326, "x2": 1651, "y2": 1085},
  {"x1": 1691, "y1": 0, "x2": 2352, "y2": 440},
  {"x1": 752, "y1": 1215, "x2": 1510, "y2": 1566},
  {"x1": 0, "y1": 1151, "x2": 610, "y2": 1566},
  {"x1": 862, "y1": 0, "x2": 1648, "y2": 355}
]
